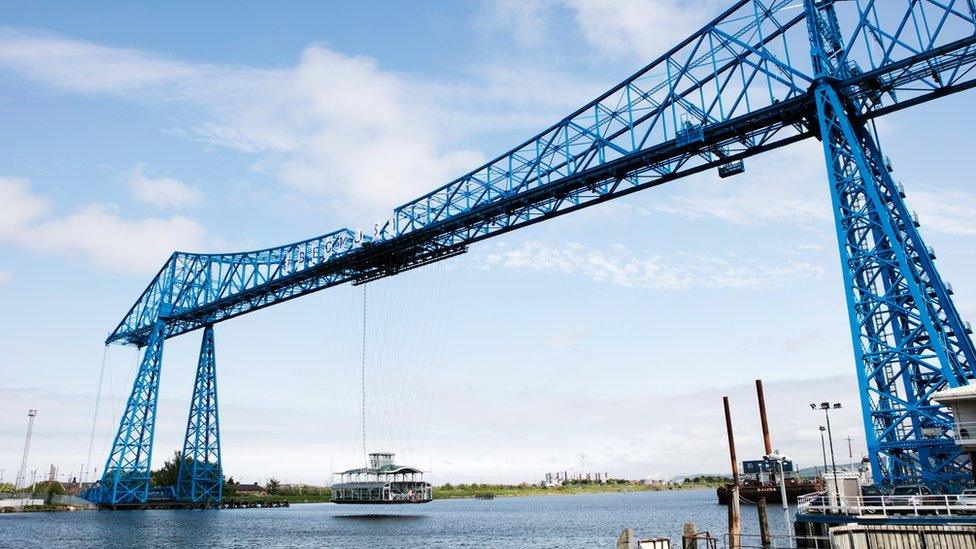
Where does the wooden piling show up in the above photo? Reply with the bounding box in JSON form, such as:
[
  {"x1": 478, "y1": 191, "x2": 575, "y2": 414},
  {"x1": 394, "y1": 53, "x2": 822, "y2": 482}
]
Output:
[
  {"x1": 758, "y1": 497, "x2": 771, "y2": 547},
  {"x1": 755, "y1": 379, "x2": 773, "y2": 456},
  {"x1": 723, "y1": 396, "x2": 741, "y2": 549},
  {"x1": 683, "y1": 522, "x2": 698, "y2": 549},
  {"x1": 616, "y1": 527, "x2": 634, "y2": 549}
]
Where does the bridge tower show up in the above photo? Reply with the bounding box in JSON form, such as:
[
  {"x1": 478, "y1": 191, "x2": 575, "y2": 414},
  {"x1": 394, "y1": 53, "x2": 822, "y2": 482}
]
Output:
[
  {"x1": 176, "y1": 324, "x2": 223, "y2": 504},
  {"x1": 91, "y1": 320, "x2": 168, "y2": 505},
  {"x1": 805, "y1": 0, "x2": 976, "y2": 489}
]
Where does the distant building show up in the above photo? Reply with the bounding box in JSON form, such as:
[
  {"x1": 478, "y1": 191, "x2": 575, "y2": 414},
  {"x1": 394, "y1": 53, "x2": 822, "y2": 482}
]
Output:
[
  {"x1": 540, "y1": 472, "x2": 562, "y2": 487},
  {"x1": 540, "y1": 470, "x2": 610, "y2": 486},
  {"x1": 234, "y1": 483, "x2": 266, "y2": 496},
  {"x1": 63, "y1": 480, "x2": 83, "y2": 495}
]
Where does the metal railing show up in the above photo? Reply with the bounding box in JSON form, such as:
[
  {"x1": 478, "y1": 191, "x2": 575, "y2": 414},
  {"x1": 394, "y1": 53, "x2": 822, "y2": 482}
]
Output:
[
  {"x1": 723, "y1": 533, "x2": 830, "y2": 549},
  {"x1": 949, "y1": 421, "x2": 976, "y2": 444},
  {"x1": 681, "y1": 530, "x2": 829, "y2": 549},
  {"x1": 389, "y1": 490, "x2": 432, "y2": 502},
  {"x1": 797, "y1": 491, "x2": 976, "y2": 518},
  {"x1": 0, "y1": 496, "x2": 45, "y2": 509}
]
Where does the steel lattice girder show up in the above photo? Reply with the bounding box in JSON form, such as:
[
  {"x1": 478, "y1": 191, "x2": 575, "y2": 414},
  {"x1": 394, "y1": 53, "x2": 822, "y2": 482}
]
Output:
[
  {"x1": 94, "y1": 0, "x2": 976, "y2": 495},
  {"x1": 814, "y1": 84, "x2": 973, "y2": 489},
  {"x1": 106, "y1": 1, "x2": 976, "y2": 348},
  {"x1": 86, "y1": 321, "x2": 168, "y2": 505},
  {"x1": 176, "y1": 325, "x2": 222, "y2": 503},
  {"x1": 806, "y1": 0, "x2": 976, "y2": 490}
]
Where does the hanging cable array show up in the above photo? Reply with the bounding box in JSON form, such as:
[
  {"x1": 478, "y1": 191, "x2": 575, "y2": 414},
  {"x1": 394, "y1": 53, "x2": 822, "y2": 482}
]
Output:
[
  {"x1": 360, "y1": 284, "x2": 368, "y2": 468},
  {"x1": 83, "y1": 346, "x2": 110, "y2": 484},
  {"x1": 327, "y1": 272, "x2": 457, "y2": 504}
]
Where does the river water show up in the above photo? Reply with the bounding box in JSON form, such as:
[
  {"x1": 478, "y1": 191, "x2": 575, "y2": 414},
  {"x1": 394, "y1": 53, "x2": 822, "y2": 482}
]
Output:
[{"x1": 0, "y1": 489, "x2": 796, "y2": 548}]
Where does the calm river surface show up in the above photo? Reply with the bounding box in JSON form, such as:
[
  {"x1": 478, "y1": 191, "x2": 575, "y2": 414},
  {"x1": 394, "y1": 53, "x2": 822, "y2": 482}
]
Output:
[{"x1": 0, "y1": 489, "x2": 796, "y2": 548}]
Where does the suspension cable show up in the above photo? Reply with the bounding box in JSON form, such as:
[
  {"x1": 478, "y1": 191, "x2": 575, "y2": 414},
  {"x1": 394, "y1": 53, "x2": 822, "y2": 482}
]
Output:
[
  {"x1": 83, "y1": 345, "x2": 110, "y2": 483},
  {"x1": 361, "y1": 284, "x2": 368, "y2": 468}
]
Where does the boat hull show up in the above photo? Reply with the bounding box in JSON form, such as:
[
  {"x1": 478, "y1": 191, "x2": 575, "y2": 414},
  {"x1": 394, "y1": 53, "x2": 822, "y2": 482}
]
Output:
[{"x1": 717, "y1": 480, "x2": 822, "y2": 505}]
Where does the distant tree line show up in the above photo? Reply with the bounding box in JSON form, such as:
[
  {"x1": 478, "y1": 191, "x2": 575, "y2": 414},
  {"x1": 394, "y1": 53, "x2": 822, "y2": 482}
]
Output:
[
  {"x1": 2, "y1": 480, "x2": 65, "y2": 496},
  {"x1": 680, "y1": 475, "x2": 732, "y2": 485},
  {"x1": 561, "y1": 478, "x2": 632, "y2": 486}
]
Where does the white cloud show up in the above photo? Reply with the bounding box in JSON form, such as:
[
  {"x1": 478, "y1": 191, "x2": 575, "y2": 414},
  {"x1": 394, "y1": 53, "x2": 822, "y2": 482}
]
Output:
[
  {"x1": 0, "y1": 269, "x2": 11, "y2": 285},
  {"x1": 481, "y1": 241, "x2": 824, "y2": 290},
  {"x1": 908, "y1": 184, "x2": 976, "y2": 236},
  {"x1": 479, "y1": 0, "x2": 715, "y2": 62},
  {"x1": 646, "y1": 142, "x2": 832, "y2": 227},
  {"x1": 0, "y1": 373, "x2": 864, "y2": 484},
  {"x1": 638, "y1": 140, "x2": 976, "y2": 239},
  {"x1": 562, "y1": 0, "x2": 716, "y2": 60},
  {"x1": 476, "y1": 0, "x2": 551, "y2": 48},
  {"x1": 126, "y1": 165, "x2": 202, "y2": 208},
  {"x1": 0, "y1": 28, "x2": 206, "y2": 96},
  {"x1": 0, "y1": 176, "x2": 49, "y2": 237},
  {"x1": 0, "y1": 176, "x2": 207, "y2": 274},
  {"x1": 0, "y1": 28, "x2": 596, "y2": 221}
]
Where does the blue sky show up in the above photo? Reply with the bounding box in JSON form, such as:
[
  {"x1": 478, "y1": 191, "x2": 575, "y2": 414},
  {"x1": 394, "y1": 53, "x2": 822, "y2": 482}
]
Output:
[{"x1": 1, "y1": 1, "x2": 975, "y2": 486}]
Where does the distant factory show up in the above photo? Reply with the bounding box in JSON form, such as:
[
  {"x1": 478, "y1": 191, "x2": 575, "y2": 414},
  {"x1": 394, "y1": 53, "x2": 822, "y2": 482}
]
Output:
[{"x1": 540, "y1": 471, "x2": 610, "y2": 487}]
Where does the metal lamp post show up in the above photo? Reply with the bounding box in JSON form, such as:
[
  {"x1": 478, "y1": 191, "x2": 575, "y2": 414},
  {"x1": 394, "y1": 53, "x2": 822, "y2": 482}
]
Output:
[
  {"x1": 819, "y1": 426, "x2": 829, "y2": 479},
  {"x1": 811, "y1": 402, "x2": 842, "y2": 504},
  {"x1": 765, "y1": 450, "x2": 792, "y2": 544}
]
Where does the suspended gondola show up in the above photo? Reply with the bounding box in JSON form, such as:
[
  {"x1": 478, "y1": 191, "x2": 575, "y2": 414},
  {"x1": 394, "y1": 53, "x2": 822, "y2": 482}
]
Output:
[
  {"x1": 331, "y1": 452, "x2": 432, "y2": 504},
  {"x1": 326, "y1": 280, "x2": 449, "y2": 505}
]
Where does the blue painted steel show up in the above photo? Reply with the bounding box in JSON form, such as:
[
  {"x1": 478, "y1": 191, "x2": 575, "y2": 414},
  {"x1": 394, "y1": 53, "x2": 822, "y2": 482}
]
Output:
[
  {"x1": 105, "y1": 2, "x2": 976, "y2": 349},
  {"x1": 805, "y1": 0, "x2": 976, "y2": 491},
  {"x1": 92, "y1": 0, "x2": 976, "y2": 498},
  {"x1": 176, "y1": 325, "x2": 222, "y2": 503},
  {"x1": 85, "y1": 320, "x2": 168, "y2": 506}
]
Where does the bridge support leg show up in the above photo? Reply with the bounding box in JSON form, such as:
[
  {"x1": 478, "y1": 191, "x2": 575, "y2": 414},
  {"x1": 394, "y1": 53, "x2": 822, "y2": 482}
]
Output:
[
  {"x1": 814, "y1": 82, "x2": 976, "y2": 490},
  {"x1": 92, "y1": 320, "x2": 168, "y2": 505},
  {"x1": 177, "y1": 324, "x2": 222, "y2": 503}
]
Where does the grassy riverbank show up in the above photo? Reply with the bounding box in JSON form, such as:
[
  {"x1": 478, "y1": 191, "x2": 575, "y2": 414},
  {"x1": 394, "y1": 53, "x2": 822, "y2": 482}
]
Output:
[
  {"x1": 225, "y1": 477, "x2": 729, "y2": 504},
  {"x1": 433, "y1": 477, "x2": 729, "y2": 500},
  {"x1": 109, "y1": 475, "x2": 733, "y2": 506},
  {"x1": 0, "y1": 478, "x2": 730, "y2": 512}
]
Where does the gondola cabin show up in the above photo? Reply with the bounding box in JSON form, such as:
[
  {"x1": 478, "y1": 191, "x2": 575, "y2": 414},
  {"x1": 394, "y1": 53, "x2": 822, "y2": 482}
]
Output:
[{"x1": 330, "y1": 452, "x2": 433, "y2": 504}]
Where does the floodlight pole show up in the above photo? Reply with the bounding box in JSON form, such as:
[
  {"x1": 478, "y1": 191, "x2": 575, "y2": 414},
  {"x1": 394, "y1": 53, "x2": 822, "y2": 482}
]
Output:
[
  {"x1": 812, "y1": 403, "x2": 842, "y2": 501},
  {"x1": 819, "y1": 427, "x2": 829, "y2": 478}
]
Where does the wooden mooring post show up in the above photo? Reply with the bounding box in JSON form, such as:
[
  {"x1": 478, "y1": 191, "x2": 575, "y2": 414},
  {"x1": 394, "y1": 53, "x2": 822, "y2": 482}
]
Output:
[
  {"x1": 723, "y1": 396, "x2": 741, "y2": 549},
  {"x1": 755, "y1": 380, "x2": 773, "y2": 456},
  {"x1": 757, "y1": 497, "x2": 772, "y2": 547},
  {"x1": 616, "y1": 527, "x2": 634, "y2": 549},
  {"x1": 683, "y1": 522, "x2": 698, "y2": 549}
]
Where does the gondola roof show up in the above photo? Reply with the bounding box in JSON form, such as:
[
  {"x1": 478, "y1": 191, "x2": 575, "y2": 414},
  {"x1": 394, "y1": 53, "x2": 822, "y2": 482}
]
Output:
[{"x1": 336, "y1": 464, "x2": 424, "y2": 476}]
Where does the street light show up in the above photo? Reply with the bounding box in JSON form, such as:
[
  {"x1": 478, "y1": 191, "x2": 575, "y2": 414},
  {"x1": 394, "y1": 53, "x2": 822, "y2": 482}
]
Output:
[
  {"x1": 811, "y1": 402, "x2": 842, "y2": 505},
  {"x1": 818, "y1": 426, "x2": 829, "y2": 479},
  {"x1": 764, "y1": 450, "x2": 792, "y2": 544}
]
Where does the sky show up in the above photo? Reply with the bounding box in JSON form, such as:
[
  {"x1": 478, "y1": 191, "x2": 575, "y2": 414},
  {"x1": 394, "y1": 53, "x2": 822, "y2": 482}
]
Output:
[{"x1": 1, "y1": 1, "x2": 975, "y2": 487}]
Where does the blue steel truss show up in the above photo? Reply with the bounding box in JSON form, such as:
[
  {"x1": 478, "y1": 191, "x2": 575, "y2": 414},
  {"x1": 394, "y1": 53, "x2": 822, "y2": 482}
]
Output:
[
  {"x1": 176, "y1": 325, "x2": 222, "y2": 503},
  {"x1": 86, "y1": 321, "x2": 167, "y2": 506},
  {"x1": 806, "y1": 0, "x2": 976, "y2": 490},
  {"x1": 91, "y1": 0, "x2": 976, "y2": 504}
]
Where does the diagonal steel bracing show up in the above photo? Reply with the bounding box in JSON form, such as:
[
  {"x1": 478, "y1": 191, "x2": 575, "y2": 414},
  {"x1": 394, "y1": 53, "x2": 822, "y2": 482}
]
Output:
[
  {"x1": 86, "y1": 1, "x2": 976, "y2": 503},
  {"x1": 87, "y1": 321, "x2": 168, "y2": 506},
  {"x1": 176, "y1": 325, "x2": 222, "y2": 503},
  {"x1": 806, "y1": 0, "x2": 976, "y2": 490}
]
